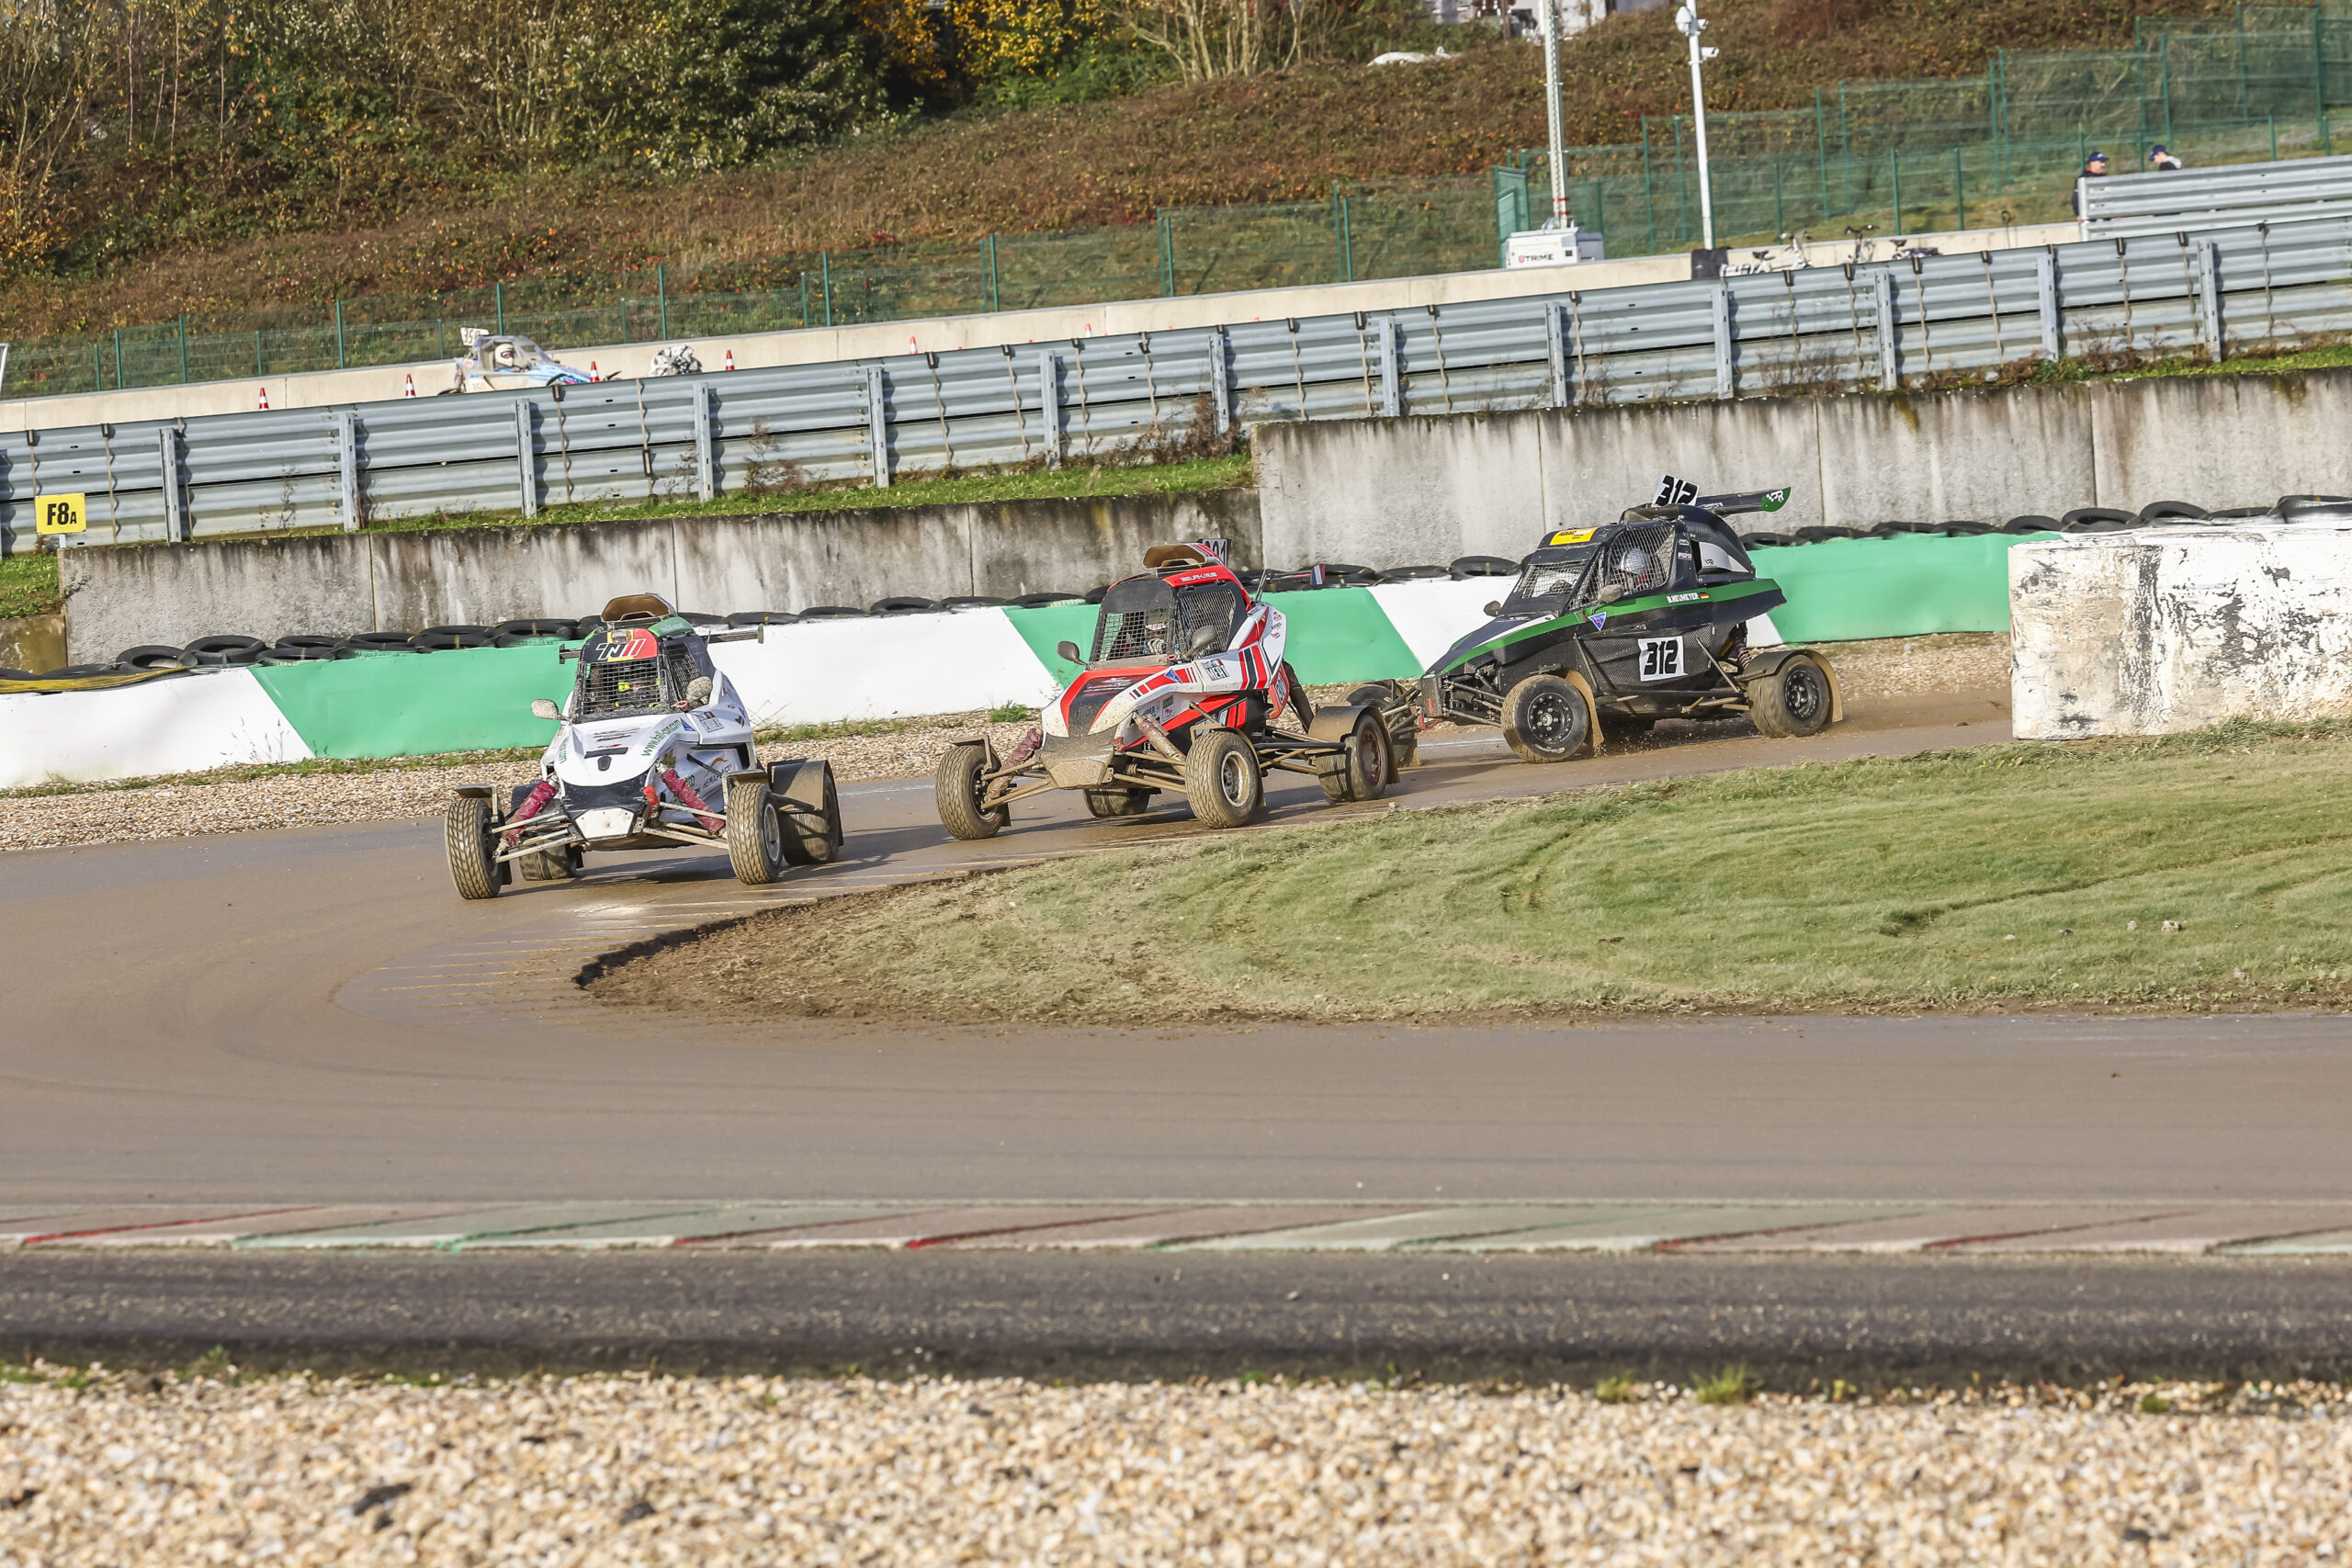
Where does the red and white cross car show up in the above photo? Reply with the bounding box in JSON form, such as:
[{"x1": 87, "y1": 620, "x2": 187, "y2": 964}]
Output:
[{"x1": 934, "y1": 541, "x2": 1407, "y2": 836}]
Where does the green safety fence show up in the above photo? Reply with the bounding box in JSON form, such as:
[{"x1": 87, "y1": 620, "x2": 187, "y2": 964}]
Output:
[
  {"x1": 1514, "y1": 4, "x2": 2352, "y2": 251},
  {"x1": 4, "y1": 175, "x2": 1515, "y2": 402},
  {"x1": 20, "y1": 1, "x2": 2352, "y2": 402}
]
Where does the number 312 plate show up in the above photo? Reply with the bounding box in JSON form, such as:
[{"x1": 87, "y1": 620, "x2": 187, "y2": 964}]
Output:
[{"x1": 1637, "y1": 637, "x2": 1684, "y2": 682}]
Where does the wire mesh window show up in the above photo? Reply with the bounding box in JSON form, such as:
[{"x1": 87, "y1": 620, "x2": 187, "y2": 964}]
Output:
[
  {"x1": 1505, "y1": 550, "x2": 1598, "y2": 611},
  {"x1": 1091, "y1": 579, "x2": 1245, "y2": 663},
  {"x1": 575, "y1": 656, "x2": 664, "y2": 717},
  {"x1": 1589, "y1": 524, "x2": 1681, "y2": 604}
]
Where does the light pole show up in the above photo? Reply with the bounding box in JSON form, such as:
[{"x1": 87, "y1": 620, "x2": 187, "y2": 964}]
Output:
[
  {"x1": 1674, "y1": 1, "x2": 1719, "y2": 250},
  {"x1": 1538, "y1": 0, "x2": 1569, "y2": 229}
]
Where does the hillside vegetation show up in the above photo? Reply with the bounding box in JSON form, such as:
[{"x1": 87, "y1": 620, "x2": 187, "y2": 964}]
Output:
[{"x1": 4, "y1": 0, "x2": 2238, "y2": 334}]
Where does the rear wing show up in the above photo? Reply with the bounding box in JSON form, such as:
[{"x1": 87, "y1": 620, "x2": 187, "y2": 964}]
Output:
[
  {"x1": 1655, "y1": 473, "x2": 1791, "y2": 517},
  {"x1": 1692, "y1": 487, "x2": 1791, "y2": 517}
]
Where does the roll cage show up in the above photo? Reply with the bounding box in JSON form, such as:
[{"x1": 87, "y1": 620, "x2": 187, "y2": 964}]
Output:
[{"x1": 1087, "y1": 568, "x2": 1251, "y2": 665}]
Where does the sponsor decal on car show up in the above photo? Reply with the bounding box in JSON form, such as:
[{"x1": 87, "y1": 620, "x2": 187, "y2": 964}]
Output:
[
  {"x1": 1667, "y1": 592, "x2": 1705, "y2": 604},
  {"x1": 1543, "y1": 527, "x2": 1597, "y2": 547},
  {"x1": 1588, "y1": 610, "x2": 1608, "y2": 628}
]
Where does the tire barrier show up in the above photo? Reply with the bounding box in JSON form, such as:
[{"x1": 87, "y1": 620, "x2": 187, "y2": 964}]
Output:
[
  {"x1": 50, "y1": 501, "x2": 2313, "y2": 680},
  {"x1": 6, "y1": 503, "x2": 2327, "y2": 779}
]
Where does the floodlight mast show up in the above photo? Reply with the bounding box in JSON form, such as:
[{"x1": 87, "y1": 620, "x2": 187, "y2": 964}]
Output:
[
  {"x1": 1538, "y1": 0, "x2": 1569, "y2": 228},
  {"x1": 1675, "y1": 1, "x2": 1719, "y2": 250}
]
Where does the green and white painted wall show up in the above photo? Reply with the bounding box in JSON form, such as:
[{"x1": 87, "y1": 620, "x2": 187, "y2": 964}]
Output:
[{"x1": 0, "y1": 533, "x2": 2036, "y2": 788}]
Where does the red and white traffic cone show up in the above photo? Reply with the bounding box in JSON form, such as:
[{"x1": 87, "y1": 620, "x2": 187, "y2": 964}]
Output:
[
  {"x1": 588, "y1": 361, "x2": 601, "y2": 383},
  {"x1": 909, "y1": 335, "x2": 920, "y2": 354},
  {"x1": 401, "y1": 373, "x2": 416, "y2": 398},
  {"x1": 256, "y1": 386, "x2": 269, "y2": 411},
  {"x1": 723, "y1": 348, "x2": 736, "y2": 371}
]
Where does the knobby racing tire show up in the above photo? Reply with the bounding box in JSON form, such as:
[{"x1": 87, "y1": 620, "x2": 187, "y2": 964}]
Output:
[
  {"x1": 1747, "y1": 653, "x2": 1835, "y2": 739},
  {"x1": 1083, "y1": 786, "x2": 1154, "y2": 818},
  {"x1": 935, "y1": 741, "x2": 1009, "y2": 840},
  {"x1": 1183, "y1": 728, "x2": 1262, "y2": 829},
  {"x1": 445, "y1": 795, "x2": 502, "y2": 900},
  {"x1": 1317, "y1": 708, "x2": 1395, "y2": 804},
  {"x1": 726, "y1": 777, "x2": 786, "y2": 885},
  {"x1": 1500, "y1": 673, "x2": 1594, "y2": 763}
]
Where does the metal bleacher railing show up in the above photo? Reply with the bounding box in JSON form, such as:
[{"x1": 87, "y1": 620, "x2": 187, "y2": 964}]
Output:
[
  {"x1": 16, "y1": 0, "x2": 2352, "y2": 405},
  {"x1": 9, "y1": 197, "x2": 2352, "y2": 555},
  {"x1": 1511, "y1": 3, "x2": 2352, "y2": 254}
]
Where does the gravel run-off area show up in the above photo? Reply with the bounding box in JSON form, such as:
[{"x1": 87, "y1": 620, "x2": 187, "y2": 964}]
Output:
[
  {"x1": 0, "y1": 1369, "x2": 2343, "y2": 1565},
  {"x1": 0, "y1": 636, "x2": 2007, "y2": 855}
]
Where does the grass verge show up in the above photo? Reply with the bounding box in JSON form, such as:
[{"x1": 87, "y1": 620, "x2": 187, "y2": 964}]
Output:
[
  {"x1": 590, "y1": 721, "x2": 2352, "y2": 1024},
  {"x1": 355, "y1": 453, "x2": 1253, "y2": 538},
  {"x1": 0, "y1": 553, "x2": 61, "y2": 620}
]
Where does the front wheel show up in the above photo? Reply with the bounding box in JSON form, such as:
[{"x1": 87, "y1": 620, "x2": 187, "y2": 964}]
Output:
[
  {"x1": 1183, "y1": 728, "x2": 1262, "y2": 829},
  {"x1": 1747, "y1": 653, "x2": 1835, "y2": 739},
  {"x1": 1500, "y1": 674, "x2": 1594, "y2": 763},
  {"x1": 935, "y1": 741, "x2": 1008, "y2": 840},
  {"x1": 726, "y1": 778, "x2": 786, "y2": 885},
  {"x1": 445, "y1": 795, "x2": 502, "y2": 899}
]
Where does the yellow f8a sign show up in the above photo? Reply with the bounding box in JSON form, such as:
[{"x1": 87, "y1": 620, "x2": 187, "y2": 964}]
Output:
[{"x1": 35, "y1": 493, "x2": 85, "y2": 535}]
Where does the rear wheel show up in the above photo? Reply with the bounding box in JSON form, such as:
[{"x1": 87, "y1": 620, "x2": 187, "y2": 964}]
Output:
[
  {"x1": 1183, "y1": 729, "x2": 1262, "y2": 829},
  {"x1": 516, "y1": 847, "x2": 578, "y2": 881},
  {"x1": 726, "y1": 778, "x2": 785, "y2": 885},
  {"x1": 1748, "y1": 654, "x2": 1835, "y2": 739},
  {"x1": 1500, "y1": 674, "x2": 1593, "y2": 763},
  {"x1": 935, "y1": 741, "x2": 1007, "y2": 840},
  {"x1": 1317, "y1": 709, "x2": 1395, "y2": 803},
  {"x1": 445, "y1": 796, "x2": 501, "y2": 900},
  {"x1": 1083, "y1": 786, "x2": 1154, "y2": 818}
]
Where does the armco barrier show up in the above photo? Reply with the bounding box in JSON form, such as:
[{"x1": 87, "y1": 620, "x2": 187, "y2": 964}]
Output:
[
  {"x1": 0, "y1": 536, "x2": 2021, "y2": 787},
  {"x1": 11, "y1": 198, "x2": 2352, "y2": 556}
]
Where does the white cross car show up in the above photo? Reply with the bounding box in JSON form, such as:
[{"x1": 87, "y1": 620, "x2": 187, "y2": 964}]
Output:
[{"x1": 443, "y1": 593, "x2": 842, "y2": 898}]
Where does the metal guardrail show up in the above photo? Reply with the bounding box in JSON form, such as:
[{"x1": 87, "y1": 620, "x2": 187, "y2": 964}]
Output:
[
  {"x1": 2077, "y1": 152, "x2": 2352, "y2": 238},
  {"x1": 6, "y1": 210, "x2": 2351, "y2": 555}
]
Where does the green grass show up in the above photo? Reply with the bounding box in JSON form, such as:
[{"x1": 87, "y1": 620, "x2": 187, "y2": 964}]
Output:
[
  {"x1": 1693, "y1": 1367, "x2": 1759, "y2": 1405},
  {"x1": 637, "y1": 722, "x2": 2352, "y2": 1023},
  {"x1": 355, "y1": 453, "x2": 1253, "y2": 538},
  {"x1": 0, "y1": 553, "x2": 61, "y2": 620}
]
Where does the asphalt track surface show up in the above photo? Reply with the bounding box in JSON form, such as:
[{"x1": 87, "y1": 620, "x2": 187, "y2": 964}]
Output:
[{"x1": 7, "y1": 691, "x2": 2352, "y2": 1375}]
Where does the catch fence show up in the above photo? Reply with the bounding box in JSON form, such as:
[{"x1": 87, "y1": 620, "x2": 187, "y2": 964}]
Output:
[{"x1": 19, "y1": 2, "x2": 2352, "y2": 404}]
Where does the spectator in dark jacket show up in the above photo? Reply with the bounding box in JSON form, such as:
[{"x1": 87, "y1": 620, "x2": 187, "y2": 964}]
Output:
[
  {"x1": 2068, "y1": 151, "x2": 2110, "y2": 215},
  {"x1": 2149, "y1": 144, "x2": 2185, "y2": 171}
]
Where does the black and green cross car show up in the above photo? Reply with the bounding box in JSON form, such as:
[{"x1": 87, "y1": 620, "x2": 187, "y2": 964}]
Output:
[{"x1": 1402, "y1": 487, "x2": 1844, "y2": 762}]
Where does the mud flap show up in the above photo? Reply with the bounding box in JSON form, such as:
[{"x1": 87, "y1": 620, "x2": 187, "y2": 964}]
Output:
[
  {"x1": 764, "y1": 757, "x2": 844, "y2": 863},
  {"x1": 1740, "y1": 648, "x2": 1844, "y2": 724},
  {"x1": 1306, "y1": 703, "x2": 1373, "y2": 745},
  {"x1": 1557, "y1": 671, "x2": 1602, "y2": 759}
]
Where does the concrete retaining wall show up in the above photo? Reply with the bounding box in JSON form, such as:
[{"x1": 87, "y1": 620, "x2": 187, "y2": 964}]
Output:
[
  {"x1": 1254, "y1": 369, "x2": 2352, "y2": 562},
  {"x1": 58, "y1": 490, "x2": 1262, "y2": 664},
  {"x1": 2011, "y1": 524, "x2": 2352, "y2": 737}
]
